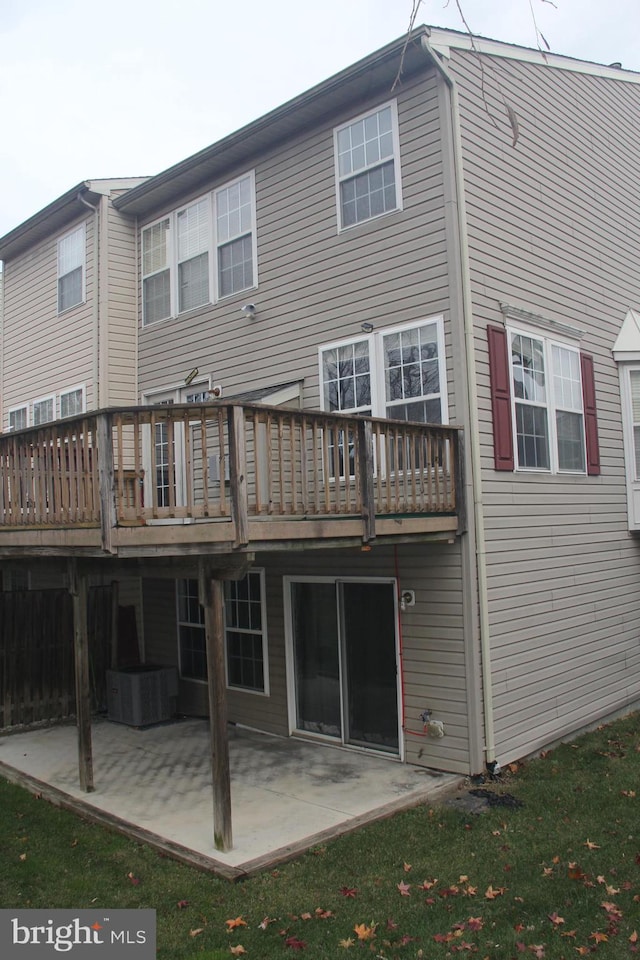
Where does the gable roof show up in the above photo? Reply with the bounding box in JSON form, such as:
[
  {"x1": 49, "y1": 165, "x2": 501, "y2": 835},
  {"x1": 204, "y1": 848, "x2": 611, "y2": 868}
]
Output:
[
  {"x1": 0, "y1": 178, "x2": 148, "y2": 262},
  {"x1": 112, "y1": 27, "x2": 435, "y2": 219}
]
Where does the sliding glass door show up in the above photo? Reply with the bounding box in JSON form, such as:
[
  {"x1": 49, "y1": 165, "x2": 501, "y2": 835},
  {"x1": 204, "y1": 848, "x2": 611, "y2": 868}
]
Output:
[{"x1": 289, "y1": 579, "x2": 399, "y2": 754}]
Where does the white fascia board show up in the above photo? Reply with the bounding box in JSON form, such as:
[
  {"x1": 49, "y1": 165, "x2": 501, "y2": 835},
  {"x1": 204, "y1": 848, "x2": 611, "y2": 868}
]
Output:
[{"x1": 428, "y1": 27, "x2": 640, "y2": 85}]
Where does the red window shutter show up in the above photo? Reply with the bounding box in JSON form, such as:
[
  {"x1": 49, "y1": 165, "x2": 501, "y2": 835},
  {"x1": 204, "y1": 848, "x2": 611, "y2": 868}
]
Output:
[
  {"x1": 487, "y1": 325, "x2": 514, "y2": 471},
  {"x1": 580, "y1": 352, "x2": 600, "y2": 476}
]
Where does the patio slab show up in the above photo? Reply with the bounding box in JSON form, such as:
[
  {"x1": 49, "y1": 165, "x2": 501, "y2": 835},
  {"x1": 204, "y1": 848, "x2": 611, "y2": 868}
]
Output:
[{"x1": 0, "y1": 718, "x2": 459, "y2": 877}]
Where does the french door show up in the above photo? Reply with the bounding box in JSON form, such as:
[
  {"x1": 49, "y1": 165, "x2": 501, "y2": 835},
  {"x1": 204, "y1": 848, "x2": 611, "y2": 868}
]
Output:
[{"x1": 287, "y1": 579, "x2": 400, "y2": 755}]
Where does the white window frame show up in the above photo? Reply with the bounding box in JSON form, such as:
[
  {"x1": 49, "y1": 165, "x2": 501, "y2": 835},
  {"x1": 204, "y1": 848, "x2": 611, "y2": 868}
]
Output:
[
  {"x1": 141, "y1": 173, "x2": 257, "y2": 326},
  {"x1": 59, "y1": 385, "x2": 86, "y2": 420},
  {"x1": 214, "y1": 171, "x2": 258, "y2": 301},
  {"x1": 224, "y1": 568, "x2": 269, "y2": 696},
  {"x1": 8, "y1": 405, "x2": 28, "y2": 432},
  {"x1": 507, "y1": 324, "x2": 586, "y2": 475},
  {"x1": 618, "y1": 363, "x2": 640, "y2": 530},
  {"x1": 334, "y1": 100, "x2": 402, "y2": 232},
  {"x1": 318, "y1": 315, "x2": 448, "y2": 423},
  {"x1": 57, "y1": 223, "x2": 86, "y2": 313},
  {"x1": 32, "y1": 394, "x2": 56, "y2": 426},
  {"x1": 176, "y1": 578, "x2": 207, "y2": 683}
]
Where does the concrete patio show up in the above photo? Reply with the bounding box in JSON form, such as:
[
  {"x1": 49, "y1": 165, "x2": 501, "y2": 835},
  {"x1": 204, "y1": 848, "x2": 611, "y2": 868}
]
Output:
[{"x1": 0, "y1": 718, "x2": 459, "y2": 878}]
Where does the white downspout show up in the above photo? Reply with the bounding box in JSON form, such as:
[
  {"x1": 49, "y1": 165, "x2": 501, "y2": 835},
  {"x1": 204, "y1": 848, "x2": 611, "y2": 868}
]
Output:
[{"x1": 420, "y1": 36, "x2": 497, "y2": 767}]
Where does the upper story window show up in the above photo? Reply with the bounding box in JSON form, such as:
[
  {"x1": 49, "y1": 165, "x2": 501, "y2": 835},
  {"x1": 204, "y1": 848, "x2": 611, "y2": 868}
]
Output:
[
  {"x1": 487, "y1": 309, "x2": 600, "y2": 476},
  {"x1": 57, "y1": 224, "x2": 85, "y2": 313},
  {"x1": 141, "y1": 173, "x2": 256, "y2": 325},
  {"x1": 334, "y1": 101, "x2": 402, "y2": 230},
  {"x1": 510, "y1": 329, "x2": 586, "y2": 472},
  {"x1": 216, "y1": 175, "x2": 255, "y2": 297},
  {"x1": 33, "y1": 395, "x2": 55, "y2": 426},
  {"x1": 60, "y1": 386, "x2": 85, "y2": 419},
  {"x1": 320, "y1": 316, "x2": 446, "y2": 423},
  {"x1": 8, "y1": 406, "x2": 28, "y2": 431}
]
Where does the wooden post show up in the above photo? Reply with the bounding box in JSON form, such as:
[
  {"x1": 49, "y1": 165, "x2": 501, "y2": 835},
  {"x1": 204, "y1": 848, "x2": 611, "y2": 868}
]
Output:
[
  {"x1": 96, "y1": 413, "x2": 116, "y2": 554},
  {"x1": 69, "y1": 560, "x2": 94, "y2": 793},
  {"x1": 357, "y1": 419, "x2": 376, "y2": 544},
  {"x1": 228, "y1": 406, "x2": 249, "y2": 548},
  {"x1": 200, "y1": 565, "x2": 233, "y2": 852}
]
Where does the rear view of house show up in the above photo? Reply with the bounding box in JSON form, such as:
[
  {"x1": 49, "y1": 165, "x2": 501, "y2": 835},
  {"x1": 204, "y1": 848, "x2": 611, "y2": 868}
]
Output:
[{"x1": 1, "y1": 26, "x2": 640, "y2": 853}]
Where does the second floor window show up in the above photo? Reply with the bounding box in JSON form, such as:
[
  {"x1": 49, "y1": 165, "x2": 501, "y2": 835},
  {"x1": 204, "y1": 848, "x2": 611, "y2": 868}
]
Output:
[
  {"x1": 8, "y1": 406, "x2": 28, "y2": 431},
  {"x1": 334, "y1": 101, "x2": 401, "y2": 230},
  {"x1": 57, "y1": 224, "x2": 85, "y2": 313},
  {"x1": 60, "y1": 386, "x2": 85, "y2": 419},
  {"x1": 33, "y1": 395, "x2": 55, "y2": 426},
  {"x1": 141, "y1": 173, "x2": 256, "y2": 325},
  {"x1": 509, "y1": 329, "x2": 586, "y2": 472},
  {"x1": 320, "y1": 316, "x2": 446, "y2": 424}
]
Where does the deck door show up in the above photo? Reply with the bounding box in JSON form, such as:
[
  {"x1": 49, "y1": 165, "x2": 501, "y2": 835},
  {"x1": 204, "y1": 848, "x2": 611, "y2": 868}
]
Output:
[{"x1": 288, "y1": 579, "x2": 399, "y2": 755}]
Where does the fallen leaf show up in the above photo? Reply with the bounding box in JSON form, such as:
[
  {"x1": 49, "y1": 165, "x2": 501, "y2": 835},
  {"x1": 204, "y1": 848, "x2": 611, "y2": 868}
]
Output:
[
  {"x1": 548, "y1": 912, "x2": 564, "y2": 926},
  {"x1": 177, "y1": 900, "x2": 189, "y2": 909},
  {"x1": 340, "y1": 887, "x2": 358, "y2": 898},
  {"x1": 529, "y1": 946, "x2": 545, "y2": 958},
  {"x1": 300, "y1": 913, "x2": 312, "y2": 921},
  {"x1": 397, "y1": 881, "x2": 411, "y2": 896},
  {"x1": 258, "y1": 917, "x2": 277, "y2": 930},
  {"x1": 575, "y1": 947, "x2": 590, "y2": 956},
  {"x1": 420, "y1": 878, "x2": 438, "y2": 890},
  {"x1": 284, "y1": 936, "x2": 307, "y2": 950},
  {"x1": 189, "y1": 928, "x2": 204, "y2": 938},
  {"x1": 19, "y1": 854, "x2": 27, "y2": 862},
  {"x1": 589, "y1": 931, "x2": 608, "y2": 943},
  {"x1": 226, "y1": 918, "x2": 247, "y2": 931},
  {"x1": 542, "y1": 867, "x2": 553, "y2": 876},
  {"x1": 630, "y1": 931, "x2": 638, "y2": 944},
  {"x1": 403, "y1": 861, "x2": 412, "y2": 872},
  {"x1": 338, "y1": 938, "x2": 354, "y2": 948},
  {"x1": 230, "y1": 946, "x2": 246, "y2": 957},
  {"x1": 484, "y1": 885, "x2": 506, "y2": 899},
  {"x1": 315, "y1": 908, "x2": 333, "y2": 919},
  {"x1": 127, "y1": 872, "x2": 140, "y2": 885},
  {"x1": 605, "y1": 885, "x2": 620, "y2": 895},
  {"x1": 354, "y1": 923, "x2": 376, "y2": 941},
  {"x1": 560, "y1": 929, "x2": 577, "y2": 938},
  {"x1": 584, "y1": 839, "x2": 600, "y2": 850},
  {"x1": 386, "y1": 919, "x2": 398, "y2": 931},
  {"x1": 467, "y1": 917, "x2": 483, "y2": 931}
]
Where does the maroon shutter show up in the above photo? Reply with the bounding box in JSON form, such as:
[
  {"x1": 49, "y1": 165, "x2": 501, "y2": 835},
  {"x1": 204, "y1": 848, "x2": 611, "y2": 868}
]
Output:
[
  {"x1": 580, "y1": 352, "x2": 600, "y2": 476},
  {"x1": 487, "y1": 325, "x2": 514, "y2": 471}
]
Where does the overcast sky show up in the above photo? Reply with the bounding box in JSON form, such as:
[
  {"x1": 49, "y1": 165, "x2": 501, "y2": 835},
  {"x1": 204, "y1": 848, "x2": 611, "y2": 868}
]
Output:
[{"x1": 0, "y1": 0, "x2": 638, "y2": 240}]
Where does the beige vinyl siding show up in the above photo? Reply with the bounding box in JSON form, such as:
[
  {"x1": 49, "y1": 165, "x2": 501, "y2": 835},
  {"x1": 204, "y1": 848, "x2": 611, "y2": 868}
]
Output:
[
  {"x1": 2, "y1": 215, "x2": 95, "y2": 422},
  {"x1": 137, "y1": 70, "x2": 458, "y2": 419},
  {"x1": 104, "y1": 194, "x2": 138, "y2": 407},
  {"x1": 452, "y1": 49, "x2": 640, "y2": 762},
  {"x1": 140, "y1": 540, "x2": 471, "y2": 773}
]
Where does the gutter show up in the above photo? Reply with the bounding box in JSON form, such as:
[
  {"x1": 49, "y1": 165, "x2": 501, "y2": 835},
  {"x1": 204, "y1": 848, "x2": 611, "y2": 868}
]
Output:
[{"x1": 420, "y1": 36, "x2": 497, "y2": 769}]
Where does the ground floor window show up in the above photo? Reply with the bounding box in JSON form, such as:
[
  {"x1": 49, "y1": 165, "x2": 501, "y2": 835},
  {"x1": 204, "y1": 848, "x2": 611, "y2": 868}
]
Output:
[
  {"x1": 177, "y1": 579, "x2": 206, "y2": 681},
  {"x1": 176, "y1": 571, "x2": 268, "y2": 692},
  {"x1": 225, "y1": 569, "x2": 268, "y2": 694}
]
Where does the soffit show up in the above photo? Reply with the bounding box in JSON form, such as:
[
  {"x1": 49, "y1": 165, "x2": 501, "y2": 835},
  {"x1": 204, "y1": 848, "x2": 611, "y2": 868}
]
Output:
[{"x1": 113, "y1": 29, "x2": 433, "y2": 219}]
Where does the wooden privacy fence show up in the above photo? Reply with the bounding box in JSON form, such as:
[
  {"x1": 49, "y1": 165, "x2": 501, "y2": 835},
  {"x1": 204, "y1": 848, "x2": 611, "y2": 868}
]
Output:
[
  {"x1": 0, "y1": 586, "x2": 112, "y2": 728},
  {"x1": 0, "y1": 404, "x2": 462, "y2": 537}
]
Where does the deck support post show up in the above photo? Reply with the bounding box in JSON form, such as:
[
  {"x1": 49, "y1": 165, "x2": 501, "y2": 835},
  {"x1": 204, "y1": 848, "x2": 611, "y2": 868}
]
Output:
[
  {"x1": 357, "y1": 419, "x2": 376, "y2": 544},
  {"x1": 228, "y1": 406, "x2": 249, "y2": 548},
  {"x1": 68, "y1": 560, "x2": 94, "y2": 793},
  {"x1": 199, "y1": 563, "x2": 233, "y2": 852},
  {"x1": 96, "y1": 412, "x2": 117, "y2": 554}
]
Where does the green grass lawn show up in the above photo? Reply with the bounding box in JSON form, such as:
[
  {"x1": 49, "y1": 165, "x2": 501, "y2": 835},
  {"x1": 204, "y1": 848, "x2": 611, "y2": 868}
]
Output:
[{"x1": 1, "y1": 712, "x2": 639, "y2": 959}]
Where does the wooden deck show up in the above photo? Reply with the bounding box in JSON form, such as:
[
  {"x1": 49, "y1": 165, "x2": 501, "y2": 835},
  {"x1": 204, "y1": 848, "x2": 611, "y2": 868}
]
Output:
[{"x1": 0, "y1": 402, "x2": 463, "y2": 558}]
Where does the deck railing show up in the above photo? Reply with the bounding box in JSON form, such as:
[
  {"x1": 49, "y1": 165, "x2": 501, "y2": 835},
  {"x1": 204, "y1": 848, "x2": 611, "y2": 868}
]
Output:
[{"x1": 0, "y1": 403, "x2": 462, "y2": 546}]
